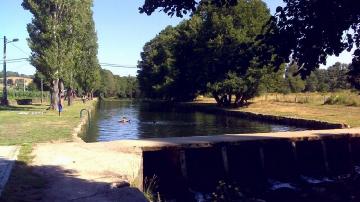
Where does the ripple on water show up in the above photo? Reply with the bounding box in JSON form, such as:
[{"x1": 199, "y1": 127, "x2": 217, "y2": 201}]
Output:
[{"x1": 83, "y1": 101, "x2": 308, "y2": 142}]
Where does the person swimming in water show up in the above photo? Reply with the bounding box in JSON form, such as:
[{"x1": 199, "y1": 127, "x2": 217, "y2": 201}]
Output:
[{"x1": 119, "y1": 116, "x2": 130, "y2": 123}]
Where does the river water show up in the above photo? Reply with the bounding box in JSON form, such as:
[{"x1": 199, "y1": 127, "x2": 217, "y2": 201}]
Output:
[{"x1": 80, "y1": 100, "x2": 306, "y2": 142}]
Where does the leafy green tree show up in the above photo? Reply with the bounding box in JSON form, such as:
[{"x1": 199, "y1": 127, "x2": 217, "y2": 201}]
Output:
[
  {"x1": 140, "y1": 0, "x2": 238, "y2": 17},
  {"x1": 99, "y1": 69, "x2": 117, "y2": 97},
  {"x1": 349, "y1": 52, "x2": 360, "y2": 91},
  {"x1": 96, "y1": 69, "x2": 139, "y2": 98},
  {"x1": 138, "y1": 0, "x2": 276, "y2": 107},
  {"x1": 33, "y1": 71, "x2": 50, "y2": 91},
  {"x1": 140, "y1": 0, "x2": 360, "y2": 92},
  {"x1": 313, "y1": 69, "x2": 330, "y2": 92},
  {"x1": 274, "y1": 0, "x2": 360, "y2": 81},
  {"x1": 116, "y1": 76, "x2": 139, "y2": 98},
  {"x1": 304, "y1": 73, "x2": 319, "y2": 92},
  {"x1": 74, "y1": 0, "x2": 101, "y2": 100},
  {"x1": 327, "y1": 62, "x2": 351, "y2": 91},
  {"x1": 285, "y1": 63, "x2": 305, "y2": 93},
  {"x1": 23, "y1": 0, "x2": 101, "y2": 108},
  {"x1": 258, "y1": 64, "x2": 287, "y2": 94},
  {"x1": 23, "y1": 0, "x2": 79, "y2": 109},
  {"x1": 27, "y1": 82, "x2": 38, "y2": 91},
  {"x1": 137, "y1": 26, "x2": 179, "y2": 99}
]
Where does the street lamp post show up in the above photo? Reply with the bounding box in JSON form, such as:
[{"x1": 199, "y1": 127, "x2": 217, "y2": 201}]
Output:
[{"x1": 1, "y1": 36, "x2": 19, "y2": 106}]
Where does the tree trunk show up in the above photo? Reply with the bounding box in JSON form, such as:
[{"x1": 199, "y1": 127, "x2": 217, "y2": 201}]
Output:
[
  {"x1": 220, "y1": 95, "x2": 227, "y2": 106},
  {"x1": 58, "y1": 79, "x2": 65, "y2": 109},
  {"x1": 212, "y1": 92, "x2": 221, "y2": 106},
  {"x1": 234, "y1": 94, "x2": 243, "y2": 108},
  {"x1": 67, "y1": 87, "x2": 74, "y2": 106},
  {"x1": 50, "y1": 79, "x2": 59, "y2": 110}
]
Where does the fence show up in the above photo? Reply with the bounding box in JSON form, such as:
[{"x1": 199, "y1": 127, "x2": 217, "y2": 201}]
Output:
[{"x1": 0, "y1": 90, "x2": 50, "y2": 103}]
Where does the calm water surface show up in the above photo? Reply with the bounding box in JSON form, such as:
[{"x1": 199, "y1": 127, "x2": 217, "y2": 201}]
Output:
[{"x1": 81, "y1": 101, "x2": 306, "y2": 142}]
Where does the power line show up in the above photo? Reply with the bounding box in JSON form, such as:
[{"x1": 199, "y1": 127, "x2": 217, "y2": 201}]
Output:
[
  {"x1": 0, "y1": 58, "x2": 29, "y2": 62},
  {"x1": 0, "y1": 61, "x2": 29, "y2": 65},
  {"x1": 0, "y1": 57, "x2": 139, "y2": 69},
  {"x1": 0, "y1": 58, "x2": 29, "y2": 65},
  {"x1": 2, "y1": 39, "x2": 139, "y2": 69},
  {"x1": 9, "y1": 43, "x2": 30, "y2": 57},
  {"x1": 100, "y1": 63, "x2": 138, "y2": 68}
]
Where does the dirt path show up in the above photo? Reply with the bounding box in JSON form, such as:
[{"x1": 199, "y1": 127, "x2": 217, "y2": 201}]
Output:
[{"x1": 30, "y1": 142, "x2": 147, "y2": 202}]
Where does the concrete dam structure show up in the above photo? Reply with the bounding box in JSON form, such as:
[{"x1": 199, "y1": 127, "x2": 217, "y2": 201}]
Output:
[{"x1": 111, "y1": 128, "x2": 360, "y2": 200}]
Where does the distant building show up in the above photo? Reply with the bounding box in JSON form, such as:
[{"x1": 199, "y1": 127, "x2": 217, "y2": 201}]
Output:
[{"x1": 0, "y1": 77, "x2": 33, "y2": 88}]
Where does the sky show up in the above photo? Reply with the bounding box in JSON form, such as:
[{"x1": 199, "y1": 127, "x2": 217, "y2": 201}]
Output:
[{"x1": 0, "y1": 0, "x2": 354, "y2": 76}]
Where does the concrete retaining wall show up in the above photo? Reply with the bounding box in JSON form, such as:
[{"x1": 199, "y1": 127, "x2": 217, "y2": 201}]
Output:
[
  {"x1": 72, "y1": 98, "x2": 98, "y2": 142},
  {"x1": 115, "y1": 128, "x2": 360, "y2": 200}
]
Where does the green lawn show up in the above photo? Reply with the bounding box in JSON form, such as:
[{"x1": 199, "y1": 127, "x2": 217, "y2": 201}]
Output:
[{"x1": 0, "y1": 100, "x2": 96, "y2": 145}]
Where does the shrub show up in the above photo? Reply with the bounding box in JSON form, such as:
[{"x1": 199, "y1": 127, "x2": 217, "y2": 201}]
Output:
[{"x1": 324, "y1": 93, "x2": 360, "y2": 106}]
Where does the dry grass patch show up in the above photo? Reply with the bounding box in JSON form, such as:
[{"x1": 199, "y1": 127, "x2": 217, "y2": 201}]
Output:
[{"x1": 238, "y1": 101, "x2": 360, "y2": 127}]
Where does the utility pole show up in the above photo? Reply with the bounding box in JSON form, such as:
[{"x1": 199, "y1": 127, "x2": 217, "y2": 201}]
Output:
[
  {"x1": 41, "y1": 78, "x2": 43, "y2": 104},
  {"x1": 1, "y1": 36, "x2": 18, "y2": 106},
  {"x1": 1, "y1": 36, "x2": 8, "y2": 105}
]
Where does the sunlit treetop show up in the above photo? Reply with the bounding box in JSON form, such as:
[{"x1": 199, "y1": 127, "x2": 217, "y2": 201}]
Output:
[{"x1": 139, "y1": 0, "x2": 238, "y2": 17}]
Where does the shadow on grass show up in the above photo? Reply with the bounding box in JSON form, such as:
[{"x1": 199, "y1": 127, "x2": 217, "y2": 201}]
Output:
[
  {"x1": 0, "y1": 105, "x2": 41, "y2": 111},
  {"x1": 0, "y1": 159, "x2": 147, "y2": 202}
]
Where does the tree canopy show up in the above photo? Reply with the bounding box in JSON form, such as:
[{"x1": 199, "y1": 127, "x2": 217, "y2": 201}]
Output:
[
  {"x1": 275, "y1": 0, "x2": 360, "y2": 79},
  {"x1": 139, "y1": 0, "x2": 238, "y2": 17},
  {"x1": 140, "y1": 0, "x2": 360, "y2": 91},
  {"x1": 23, "y1": 0, "x2": 101, "y2": 108},
  {"x1": 138, "y1": 0, "x2": 277, "y2": 106}
]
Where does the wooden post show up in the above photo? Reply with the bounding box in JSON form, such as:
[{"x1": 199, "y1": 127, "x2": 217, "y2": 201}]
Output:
[
  {"x1": 321, "y1": 140, "x2": 330, "y2": 174},
  {"x1": 221, "y1": 146, "x2": 229, "y2": 175},
  {"x1": 179, "y1": 150, "x2": 187, "y2": 179},
  {"x1": 259, "y1": 146, "x2": 265, "y2": 171},
  {"x1": 41, "y1": 78, "x2": 43, "y2": 104}
]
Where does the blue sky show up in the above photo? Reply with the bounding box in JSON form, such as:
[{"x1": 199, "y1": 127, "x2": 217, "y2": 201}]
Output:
[{"x1": 0, "y1": 0, "x2": 353, "y2": 76}]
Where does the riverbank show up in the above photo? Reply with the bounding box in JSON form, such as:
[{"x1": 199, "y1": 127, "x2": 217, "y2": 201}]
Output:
[
  {"x1": 2, "y1": 97, "x2": 360, "y2": 201},
  {"x1": 192, "y1": 98, "x2": 360, "y2": 128},
  {"x1": 0, "y1": 100, "x2": 96, "y2": 145},
  {"x1": 0, "y1": 99, "x2": 99, "y2": 201},
  {"x1": 240, "y1": 101, "x2": 360, "y2": 127}
]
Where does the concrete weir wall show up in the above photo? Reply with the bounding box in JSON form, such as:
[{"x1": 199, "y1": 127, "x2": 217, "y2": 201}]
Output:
[{"x1": 119, "y1": 128, "x2": 360, "y2": 199}]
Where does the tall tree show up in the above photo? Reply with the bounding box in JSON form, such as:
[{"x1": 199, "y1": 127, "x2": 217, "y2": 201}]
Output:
[
  {"x1": 23, "y1": 0, "x2": 101, "y2": 108},
  {"x1": 140, "y1": 0, "x2": 238, "y2": 17},
  {"x1": 137, "y1": 26, "x2": 179, "y2": 99},
  {"x1": 139, "y1": 0, "x2": 360, "y2": 91},
  {"x1": 99, "y1": 69, "x2": 117, "y2": 97},
  {"x1": 327, "y1": 62, "x2": 351, "y2": 91},
  {"x1": 138, "y1": 0, "x2": 276, "y2": 107},
  {"x1": 285, "y1": 63, "x2": 305, "y2": 93},
  {"x1": 349, "y1": 53, "x2": 360, "y2": 91},
  {"x1": 74, "y1": 0, "x2": 101, "y2": 100},
  {"x1": 23, "y1": 0, "x2": 78, "y2": 109}
]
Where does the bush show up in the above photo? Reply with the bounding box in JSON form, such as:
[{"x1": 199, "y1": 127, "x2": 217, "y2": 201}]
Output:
[
  {"x1": 324, "y1": 93, "x2": 360, "y2": 106},
  {"x1": 0, "y1": 89, "x2": 50, "y2": 102}
]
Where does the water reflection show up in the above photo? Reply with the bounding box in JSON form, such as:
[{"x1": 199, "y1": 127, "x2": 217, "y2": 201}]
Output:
[{"x1": 81, "y1": 101, "x2": 305, "y2": 142}]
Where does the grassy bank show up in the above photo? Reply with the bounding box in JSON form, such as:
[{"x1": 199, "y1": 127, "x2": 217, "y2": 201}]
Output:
[
  {"x1": 0, "y1": 100, "x2": 96, "y2": 200},
  {"x1": 239, "y1": 101, "x2": 360, "y2": 127},
  {"x1": 195, "y1": 92, "x2": 360, "y2": 127},
  {"x1": 0, "y1": 99, "x2": 96, "y2": 145}
]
